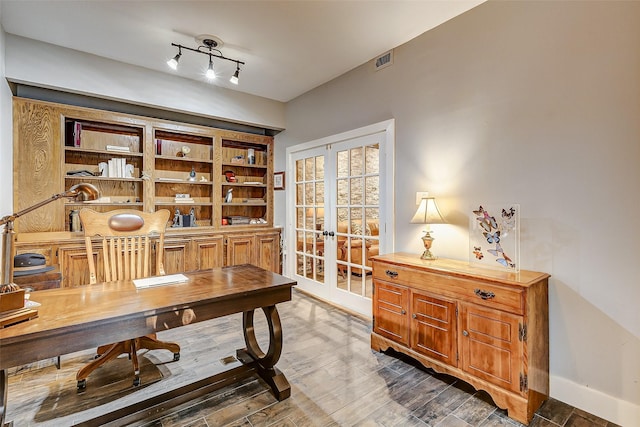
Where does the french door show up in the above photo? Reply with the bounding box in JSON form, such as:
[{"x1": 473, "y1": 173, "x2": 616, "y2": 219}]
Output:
[{"x1": 286, "y1": 121, "x2": 394, "y2": 317}]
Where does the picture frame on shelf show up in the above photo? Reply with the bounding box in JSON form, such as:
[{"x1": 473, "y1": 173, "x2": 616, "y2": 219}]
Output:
[{"x1": 274, "y1": 171, "x2": 285, "y2": 190}]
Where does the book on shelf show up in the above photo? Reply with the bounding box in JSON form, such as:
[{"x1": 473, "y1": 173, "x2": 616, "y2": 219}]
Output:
[
  {"x1": 73, "y1": 121, "x2": 81, "y2": 147},
  {"x1": 106, "y1": 145, "x2": 131, "y2": 153},
  {"x1": 106, "y1": 158, "x2": 128, "y2": 178},
  {"x1": 228, "y1": 216, "x2": 250, "y2": 225}
]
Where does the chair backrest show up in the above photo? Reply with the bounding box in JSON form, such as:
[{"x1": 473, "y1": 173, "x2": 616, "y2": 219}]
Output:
[{"x1": 79, "y1": 209, "x2": 170, "y2": 284}]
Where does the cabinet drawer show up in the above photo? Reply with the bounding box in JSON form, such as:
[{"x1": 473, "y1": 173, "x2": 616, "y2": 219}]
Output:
[{"x1": 373, "y1": 261, "x2": 524, "y2": 314}]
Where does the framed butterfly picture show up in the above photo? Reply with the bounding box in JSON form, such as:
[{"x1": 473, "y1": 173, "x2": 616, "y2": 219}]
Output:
[{"x1": 469, "y1": 204, "x2": 520, "y2": 272}]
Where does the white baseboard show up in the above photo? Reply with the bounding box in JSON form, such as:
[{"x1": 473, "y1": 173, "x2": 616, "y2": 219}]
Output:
[{"x1": 551, "y1": 374, "x2": 639, "y2": 426}]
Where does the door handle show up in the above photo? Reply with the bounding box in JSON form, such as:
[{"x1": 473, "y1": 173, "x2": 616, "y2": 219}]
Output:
[{"x1": 328, "y1": 231, "x2": 335, "y2": 237}]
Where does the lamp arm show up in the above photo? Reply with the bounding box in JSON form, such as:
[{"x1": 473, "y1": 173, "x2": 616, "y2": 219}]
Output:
[{"x1": 0, "y1": 190, "x2": 76, "y2": 228}]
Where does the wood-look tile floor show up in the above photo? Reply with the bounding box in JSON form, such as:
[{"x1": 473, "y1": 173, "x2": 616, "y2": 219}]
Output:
[{"x1": 5, "y1": 289, "x2": 620, "y2": 427}]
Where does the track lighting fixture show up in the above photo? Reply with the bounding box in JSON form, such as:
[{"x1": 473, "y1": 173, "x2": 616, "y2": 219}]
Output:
[{"x1": 167, "y1": 35, "x2": 244, "y2": 84}]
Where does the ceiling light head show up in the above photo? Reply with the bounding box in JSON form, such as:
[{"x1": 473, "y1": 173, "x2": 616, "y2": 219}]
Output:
[
  {"x1": 230, "y1": 66, "x2": 240, "y2": 85},
  {"x1": 206, "y1": 56, "x2": 215, "y2": 79},
  {"x1": 167, "y1": 50, "x2": 181, "y2": 70}
]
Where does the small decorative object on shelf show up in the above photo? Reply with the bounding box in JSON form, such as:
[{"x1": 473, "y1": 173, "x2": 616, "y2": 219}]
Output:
[
  {"x1": 225, "y1": 188, "x2": 233, "y2": 203},
  {"x1": 224, "y1": 171, "x2": 236, "y2": 182},
  {"x1": 247, "y1": 149, "x2": 255, "y2": 165},
  {"x1": 188, "y1": 166, "x2": 197, "y2": 182},
  {"x1": 177, "y1": 145, "x2": 191, "y2": 157},
  {"x1": 231, "y1": 155, "x2": 245, "y2": 164},
  {"x1": 171, "y1": 208, "x2": 196, "y2": 228}
]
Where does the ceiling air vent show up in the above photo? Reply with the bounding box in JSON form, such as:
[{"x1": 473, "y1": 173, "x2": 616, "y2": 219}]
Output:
[{"x1": 374, "y1": 50, "x2": 393, "y2": 71}]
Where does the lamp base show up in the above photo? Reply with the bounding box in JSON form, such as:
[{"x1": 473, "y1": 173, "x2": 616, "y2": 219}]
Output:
[{"x1": 420, "y1": 232, "x2": 437, "y2": 260}]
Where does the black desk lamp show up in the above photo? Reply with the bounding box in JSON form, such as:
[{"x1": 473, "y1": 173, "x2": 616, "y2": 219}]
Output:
[{"x1": 1, "y1": 183, "x2": 100, "y2": 286}]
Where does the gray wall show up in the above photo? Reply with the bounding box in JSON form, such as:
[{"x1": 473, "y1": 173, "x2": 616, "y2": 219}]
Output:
[
  {"x1": 4, "y1": 34, "x2": 286, "y2": 131},
  {"x1": 275, "y1": 1, "x2": 640, "y2": 424},
  {"x1": 0, "y1": 5, "x2": 13, "y2": 281}
]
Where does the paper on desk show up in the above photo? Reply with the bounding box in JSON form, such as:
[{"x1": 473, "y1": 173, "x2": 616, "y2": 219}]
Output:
[{"x1": 133, "y1": 273, "x2": 189, "y2": 289}]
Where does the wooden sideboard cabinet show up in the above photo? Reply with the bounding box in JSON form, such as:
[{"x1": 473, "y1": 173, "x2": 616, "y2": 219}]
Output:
[{"x1": 371, "y1": 253, "x2": 549, "y2": 425}]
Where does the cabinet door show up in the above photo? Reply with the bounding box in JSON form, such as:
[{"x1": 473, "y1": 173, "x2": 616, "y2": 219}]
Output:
[
  {"x1": 194, "y1": 236, "x2": 225, "y2": 270},
  {"x1": 59, "y1": 245, "x2": 95, "y2": 287},
  {"x1": 226, "y1": 234, "x2": 255, "y2": 267},
  {"x1": 411, "y1": 291, "x2": 458, "y2": 367},
  {"x1": 373, "y1": 280, "x2": 410, "y2": 346},
  {"x1": 255, "y1": 231, "x2": 280, "y2": 273},
  {"x1": 460, "y1": 303, "x2": 523, "y2": 393},
  {"x1": 162, "y1": 238, "x2": 190, "y2": 274}
]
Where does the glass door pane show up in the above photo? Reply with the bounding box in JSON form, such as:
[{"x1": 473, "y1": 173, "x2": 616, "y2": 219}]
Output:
[
  {"x1": 294, "y1": 155, "x2": 325, "y2": 283},
  {"x1": 335, "y1": 143, "x2": 379, "y2": 301}
]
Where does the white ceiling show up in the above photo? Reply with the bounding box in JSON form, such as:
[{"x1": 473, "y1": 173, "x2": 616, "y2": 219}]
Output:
[{"x1": 1, "y1": 1, "x2": 484, "y2": 103}]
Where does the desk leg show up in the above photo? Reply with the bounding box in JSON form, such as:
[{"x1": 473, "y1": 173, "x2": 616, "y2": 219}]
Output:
[
  {"x1": 1, "y1": 369, "x2": 11, "y2": 427},
  {"x1": 237, "y1": 305, "x2": 291, "y2": 401}
]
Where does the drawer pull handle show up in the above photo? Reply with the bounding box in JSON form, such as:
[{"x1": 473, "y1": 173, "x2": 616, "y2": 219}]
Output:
[
  {"x1": 463, "y1": 330, "x2": 469, "y2": 337},
  {"x1": 411, "y1": 313, "x2": 416, "y2": 319},
  {"x1": 385, "y1": 270, "x2": 399, "y2": 279},
  {"x1": 474, "y1": 289, "x2": 496, "y2": 300},
  {"x1": 401, "y1": 309, "x2": 406, "y2": 315}
]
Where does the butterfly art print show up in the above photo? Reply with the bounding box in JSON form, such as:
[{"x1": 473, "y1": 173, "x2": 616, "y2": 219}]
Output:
[{"x1": 470, "y1": 204, "x2": 520, "y2": 272}]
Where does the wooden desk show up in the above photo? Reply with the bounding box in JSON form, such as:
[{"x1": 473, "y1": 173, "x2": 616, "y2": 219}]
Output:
[{"x1": 0, "y1": 265, "x2": 296, "y2": 427}]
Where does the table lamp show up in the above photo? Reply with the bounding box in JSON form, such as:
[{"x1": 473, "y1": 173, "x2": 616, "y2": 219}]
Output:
[
  {"x1": 1, "y1": 183, "x2": 100, "y2": 286},
  {"x1": 410, "y1": 196, "x2": 445, "y2": 260}
]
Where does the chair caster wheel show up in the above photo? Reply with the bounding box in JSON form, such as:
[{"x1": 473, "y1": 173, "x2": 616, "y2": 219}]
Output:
[
  {"x1": 133, "y1": 376, "x2": 141, "y2": 387},
  {"x1": 77, "y1": 379, "x2": 86, "y2": 392},
  {"x1": 173, "y1": 352, "x2": 180, "y2": 361}
]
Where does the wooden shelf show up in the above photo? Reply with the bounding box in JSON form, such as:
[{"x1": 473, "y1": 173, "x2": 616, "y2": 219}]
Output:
[
  {"x1": 155, "y1": 155, "x2": 213, "y2": 164},
  {"x1": 65, "y1": 147, "x2": 144, "y2": 157}
]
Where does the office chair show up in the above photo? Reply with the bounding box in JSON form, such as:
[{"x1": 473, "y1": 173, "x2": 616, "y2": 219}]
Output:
[{"x1": 75, "y1": 208, "x2": 180, "y2": 391}]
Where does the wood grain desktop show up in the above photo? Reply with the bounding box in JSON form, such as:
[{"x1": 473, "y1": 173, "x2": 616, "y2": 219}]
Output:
[{"x1": 0, "y1": 265, "x2": 295, "y2": 426}]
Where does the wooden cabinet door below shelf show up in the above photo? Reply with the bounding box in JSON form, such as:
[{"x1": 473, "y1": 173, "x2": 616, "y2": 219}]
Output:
[
  {"x1": 194, "y1": 236, "x2": 225, "y2": 270},
  {"x1": 255, "y1": 232, "x2": 280, "y2": 273},
  {"x1": 411, "y1": 291, "x2": 458, "y2": 367},
  {"x1": 226, "y1": 234, "x2": 255, "y2": 267},
  {"x1": 373, "y1": 280, "x2": 410, "y2": 346},
  {"x1": 59, "y1": 245, "x2": 95, "y2": 287},
  {"x1": 460, "y1": 303, "x2": 523, "y2": 394},
  {"x1": 162, "y1": 238, "x2": 190, "y2": 274}
]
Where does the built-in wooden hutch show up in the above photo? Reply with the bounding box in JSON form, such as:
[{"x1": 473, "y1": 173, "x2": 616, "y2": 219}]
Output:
[{"x1": 12, "y1": 97, "x2": 281, "y2": 287}]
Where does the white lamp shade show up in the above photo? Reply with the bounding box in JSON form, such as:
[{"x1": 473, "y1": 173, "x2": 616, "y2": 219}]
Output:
[{"x1": 410, "y1": 197, "x2": 445, "y2": 224}]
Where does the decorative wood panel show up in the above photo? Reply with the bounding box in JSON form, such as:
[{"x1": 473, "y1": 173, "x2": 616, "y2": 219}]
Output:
[{"x1": 13, "y1": 99, "x2": 63, "y2": 232}]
